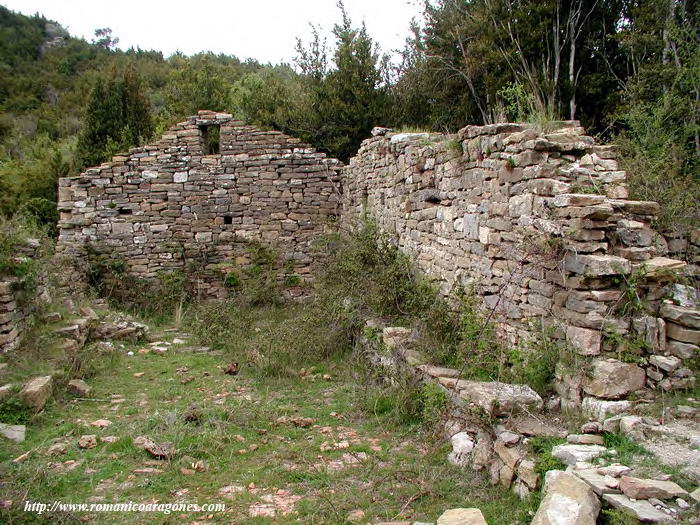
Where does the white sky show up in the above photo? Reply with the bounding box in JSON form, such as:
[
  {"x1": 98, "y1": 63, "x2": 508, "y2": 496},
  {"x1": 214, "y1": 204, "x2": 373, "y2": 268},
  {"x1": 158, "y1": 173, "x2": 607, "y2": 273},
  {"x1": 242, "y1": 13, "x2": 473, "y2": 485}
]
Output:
[{"x1": 3, "y1": 0, "x2": 424, "y2": 64}]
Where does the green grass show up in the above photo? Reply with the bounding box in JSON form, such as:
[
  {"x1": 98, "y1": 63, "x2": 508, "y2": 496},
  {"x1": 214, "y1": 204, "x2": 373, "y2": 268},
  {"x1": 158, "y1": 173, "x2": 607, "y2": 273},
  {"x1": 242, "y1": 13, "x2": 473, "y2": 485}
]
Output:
[{"x1": 0, "y1": 305, "x2": 538, "y2": 524}]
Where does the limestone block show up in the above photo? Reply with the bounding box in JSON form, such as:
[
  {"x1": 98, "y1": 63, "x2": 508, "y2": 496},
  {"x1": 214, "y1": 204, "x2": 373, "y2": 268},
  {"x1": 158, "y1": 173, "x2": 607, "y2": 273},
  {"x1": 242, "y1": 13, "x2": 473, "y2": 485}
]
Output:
[
  {"x1": 583, "y1": 359, "x2": 645, "y2": 399},
  {"x1": 531, "y1": 471, "x2": 600, "y2": 525},
  {"x1": 660, "y1": 303, "x2": 700, "y2": 329},
  {"x1": 566, "y1": 326, "x2": 601, "y2": 355},
  {"x1": 19, "y1": 375, "x2": 53, "y2": 411},
  {"x1": 458, "y1": 381, "x2": 543, "y2": 416},
  {"x1": 437, "y1": 508, "x2": 487, "y2": 525}
]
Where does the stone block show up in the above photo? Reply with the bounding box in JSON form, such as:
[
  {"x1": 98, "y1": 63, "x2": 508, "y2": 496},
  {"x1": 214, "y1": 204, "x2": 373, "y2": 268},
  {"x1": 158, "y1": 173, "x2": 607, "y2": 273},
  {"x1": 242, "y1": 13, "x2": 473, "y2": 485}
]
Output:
[{"x1": 583, "y1": 359, "x2": 645, "y2": 399}]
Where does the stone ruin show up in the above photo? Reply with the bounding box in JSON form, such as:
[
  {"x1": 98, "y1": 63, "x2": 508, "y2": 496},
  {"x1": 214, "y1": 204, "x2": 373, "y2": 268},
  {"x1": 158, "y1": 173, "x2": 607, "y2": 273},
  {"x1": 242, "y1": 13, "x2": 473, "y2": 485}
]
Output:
[
  {"x1": 23, "y1": 114, "x2": 700, "y2": 397},
  {"x1": 56, "y1": 110, "x2": 341, "y2": 299},
  {"x1": 342, "y1": 122, "x2": 699, "y2": 404}
]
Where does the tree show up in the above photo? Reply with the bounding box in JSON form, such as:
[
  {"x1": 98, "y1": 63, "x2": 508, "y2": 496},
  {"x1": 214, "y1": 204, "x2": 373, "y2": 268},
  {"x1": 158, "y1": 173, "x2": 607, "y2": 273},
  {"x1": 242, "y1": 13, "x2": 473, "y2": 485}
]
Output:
[
  {"x1": 92, "y1": 28, "x2": 119, "y2": 50},
  {"x1": 293, "y1": 1, "x2": 388, "y2": 160},
  {"x1": 75, "y1": 67, "x2": 153, "y2": 169}
]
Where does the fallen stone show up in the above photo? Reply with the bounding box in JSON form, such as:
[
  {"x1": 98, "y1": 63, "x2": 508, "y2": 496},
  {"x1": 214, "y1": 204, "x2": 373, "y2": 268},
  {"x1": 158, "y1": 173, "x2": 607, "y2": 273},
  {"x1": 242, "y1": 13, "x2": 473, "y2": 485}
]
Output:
[
  {"x1": 603, "y1": 494, "x2": 674, "y2": 523},
  {"x1": 572, "y1": 468, "x2": 622, "y2": 495},
  {"x1": 47, "y1": 442, "x2": 68, "y2": 455},
  {"x1": 458, "y1": 381, "x2": 543, "y2": 416},
  {"x1": 78, "y1": 435, "x2": 97, "y2": 449},
  {"x1": 0, "y1": 383, "x2": 13, "y2": 401},
  {"x1": 597, "y1": 464, "x2": 632, "y2": 478},
  {"x1": 498, "y1": 431, "x2": 521, "y2": 446},
  {"x1": 690, "y1": 488, "x2": 700, "y2": 503},
  {"x1": 619, "y1": 476, "x2": 688, "y2": 500},
  {"x1": 0, "y1": 423, "x2": 25, "y2": 442},
  {"x1": 552, "y1": 444, "x2": 607, "y2": 465},
  {"x1": 67, "y1": 379, "x2": 91, "y2": 396},
  {"x1": 581, "y1": 422, "x2": 602, "y2": 434},
  {"x1": 517, "y1": 459, "x2": 540, "y2": 489},
  {"x1": 582, "y1": 398, "x2": 632, "y2": 421},
  {"x1": 447, "y1": 432, "x2": 475, "y2": 467},
  {"x1": 436, "y1": 508, "x2": 487, "y2": 525},
  {"x1": 494, "y1": 440, "x2": 526, "y2": 469},
  {"x1": 91, "y1": 419, "x2": 112, "y2": 428},
  {"x1": 583, "y1": 359, "x2": 645, "y2": 399},
  {"x1": 676, "y1": 497, "x2": 689, "y2": 509},
  {"x1": 567, "y1": 434, "x2": 605, "y2": 445},
  {"x1": 531, "y1": 470, "x2": 600, "y2": 525},
  {"x1": 19, "y1": 375, "x2": 53, "y2": 411}
]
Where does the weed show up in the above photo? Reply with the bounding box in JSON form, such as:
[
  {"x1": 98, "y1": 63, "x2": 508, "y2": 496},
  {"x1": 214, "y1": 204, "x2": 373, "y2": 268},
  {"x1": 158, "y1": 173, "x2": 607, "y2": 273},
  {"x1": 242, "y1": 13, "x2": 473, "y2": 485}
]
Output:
[
  {"x1": 528, "y1": 436, "x2": 566, "y2": 475},
  {"x1": 0, "y1": 396, "x2": 33, "y2": 425},
  {"x1": 223, "y1": 270, "x2": 241, "y2": 289},
  {"x1": 602, "y1": 433, "x2": 649, "y2": 465},
  {"x1": 446, "y1": 138, "x2": 464, "y2": 159}
]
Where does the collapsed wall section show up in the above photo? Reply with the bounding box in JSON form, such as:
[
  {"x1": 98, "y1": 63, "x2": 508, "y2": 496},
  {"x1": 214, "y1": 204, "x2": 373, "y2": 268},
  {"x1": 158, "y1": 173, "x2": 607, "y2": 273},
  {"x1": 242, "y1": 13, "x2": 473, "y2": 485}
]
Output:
[
  {"x1": 342, "y1": 122, "x2": 699, "y2": 402},
  {"x1": 57, "y1": 111, "x2": 341, "y2": 297}
]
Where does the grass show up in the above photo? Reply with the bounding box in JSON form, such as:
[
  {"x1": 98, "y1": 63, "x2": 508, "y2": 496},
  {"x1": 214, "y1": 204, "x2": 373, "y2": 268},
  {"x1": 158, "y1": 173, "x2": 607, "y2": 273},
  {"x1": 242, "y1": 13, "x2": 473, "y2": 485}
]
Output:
[{"x1": 0, "y1": 307, "x2": 537, "y2": 524}]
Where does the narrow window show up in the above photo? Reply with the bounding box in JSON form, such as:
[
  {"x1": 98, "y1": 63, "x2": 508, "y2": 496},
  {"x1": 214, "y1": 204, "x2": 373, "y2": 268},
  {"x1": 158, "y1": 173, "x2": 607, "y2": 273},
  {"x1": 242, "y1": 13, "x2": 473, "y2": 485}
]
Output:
[
  {"x1": 119, "y1": 208, "x2": 133, "y2": 215},
  {"x1": 199, "y1": 124, "x2": 220, "y2": 155},
  {"x1": 223, "y1": 215, "x2": 233, "y2": 225}
]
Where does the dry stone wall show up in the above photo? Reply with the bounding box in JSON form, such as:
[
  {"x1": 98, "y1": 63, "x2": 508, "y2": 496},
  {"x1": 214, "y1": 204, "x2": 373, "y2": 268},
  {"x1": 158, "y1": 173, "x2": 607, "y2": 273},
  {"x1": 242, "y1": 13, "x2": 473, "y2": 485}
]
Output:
[
  {"x1": 342, "y1": 122, "x2": 699, "y2": 405},
  {"x1": 57, "y1": 110, "x2": 341, "y2": 298},
  {"x1": 0, "y1": 240, "x2": 43, "y2": 353}
]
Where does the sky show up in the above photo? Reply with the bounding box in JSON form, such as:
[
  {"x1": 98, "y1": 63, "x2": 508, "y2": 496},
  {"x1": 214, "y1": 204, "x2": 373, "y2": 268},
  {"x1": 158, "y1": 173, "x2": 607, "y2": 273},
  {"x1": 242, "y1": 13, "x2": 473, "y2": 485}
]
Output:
[{"x1": 3, "y1": 0, "x2": 424, "y2": 64}]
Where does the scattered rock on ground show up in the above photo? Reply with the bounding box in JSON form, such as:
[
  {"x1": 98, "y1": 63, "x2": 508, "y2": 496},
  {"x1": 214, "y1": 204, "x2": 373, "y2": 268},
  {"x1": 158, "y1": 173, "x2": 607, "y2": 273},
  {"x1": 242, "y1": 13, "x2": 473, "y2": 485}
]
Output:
[
  {"x1": 19, "y1": 375, "x2": 53, "y2": 411},
  {"x1": 78, "y1": 435, "x2": 97, "y2": 449},
  {"x1": 436, "y1": 507, "x2": 487, "y2": 525},
  {"x1": 0, "y1": 423, "x2": 25, "y2": 442},
  {"x1": 619, "y1": 476, "x2": 688, "y2": 500},
  {"x1": 531, "y1": 470, "x2": 600, "y2": 525},
  {"x1": 552, "y1": 444, "x2": 607, "y2": 465},
  {"x1": 602, "y1": 494, "x2": 675, "y2": 523},
  {"x1": 67, "y1": 379, "x2": 90, "y2": 396}
]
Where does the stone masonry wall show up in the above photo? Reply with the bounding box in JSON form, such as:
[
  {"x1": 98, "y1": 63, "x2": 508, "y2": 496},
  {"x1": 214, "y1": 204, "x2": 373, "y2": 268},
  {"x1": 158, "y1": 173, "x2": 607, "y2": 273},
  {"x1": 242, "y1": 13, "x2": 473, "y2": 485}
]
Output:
[
  {"x1": 342, "y1": 122, "x2": 699, "y2": 403},
  {"x1": 0, "y1": 240, "x2": 42, "y2": 353},
  {"x1": 57, "y1": 111, "x2": 341, "y2": 298}
]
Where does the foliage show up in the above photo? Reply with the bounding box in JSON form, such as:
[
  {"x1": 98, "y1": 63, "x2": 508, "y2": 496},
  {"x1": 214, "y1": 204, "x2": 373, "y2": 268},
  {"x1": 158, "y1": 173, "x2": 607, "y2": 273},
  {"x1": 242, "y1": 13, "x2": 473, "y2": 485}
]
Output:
[
  {"x1": 508, "y1": 322, "x2": 563, "y2": 396},
  {"x1": 0, "y1": 215, "x2": 49, "y2": 296},
  {"x1": 83, "y1": 248, "x2": 191, "y2": 322},
  {"x1": 0, "y1": 396, "x2": 32, "y2": 425},
  {"x1": 528, "y1": 436, "x2": 567, "y2": 475},
  {"x1": 602, "y1": 432, "x2": 649, "y2": 466},
  {"x1": 75, "y1": 66, "x2": 154, "y2": 169}
]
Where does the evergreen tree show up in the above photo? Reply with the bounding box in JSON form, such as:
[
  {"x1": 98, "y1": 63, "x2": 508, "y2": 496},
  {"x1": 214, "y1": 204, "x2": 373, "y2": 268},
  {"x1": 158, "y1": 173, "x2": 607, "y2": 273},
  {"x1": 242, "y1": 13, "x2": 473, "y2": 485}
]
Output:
[{"x1": 75, "y1": 67, "x2": 153, "y2": 169}]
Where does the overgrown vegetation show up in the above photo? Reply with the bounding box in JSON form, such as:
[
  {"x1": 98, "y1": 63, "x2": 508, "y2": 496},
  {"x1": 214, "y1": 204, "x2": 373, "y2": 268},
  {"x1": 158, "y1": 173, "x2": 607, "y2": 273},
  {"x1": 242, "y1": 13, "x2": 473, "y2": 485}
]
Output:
[{"x1": 2, "y1": 1, "x2": 698, "y2": 239}]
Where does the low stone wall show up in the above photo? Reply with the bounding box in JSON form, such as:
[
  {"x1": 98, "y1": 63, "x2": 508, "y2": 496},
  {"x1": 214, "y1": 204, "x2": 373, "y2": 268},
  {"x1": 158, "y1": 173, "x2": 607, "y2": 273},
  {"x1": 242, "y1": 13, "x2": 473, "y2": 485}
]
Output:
[
  {"x1": 0, "y1": 240, "x2": 43, "y2": 354},
  {"x1": 342, "y1": 122, "x2": 699, "y2": 402},
  {"x1": 57, "y1": 110, "x2": 341, "y2": 298}
]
